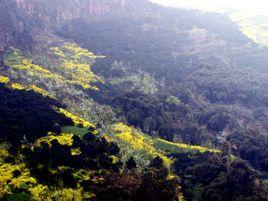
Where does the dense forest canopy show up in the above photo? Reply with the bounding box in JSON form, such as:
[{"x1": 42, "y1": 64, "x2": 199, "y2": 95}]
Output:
[{"x1": 0, "y1": 0, "x2": 268, "y2": 200}]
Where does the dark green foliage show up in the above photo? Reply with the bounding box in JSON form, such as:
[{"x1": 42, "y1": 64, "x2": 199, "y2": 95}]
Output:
[
  {"x1": 207, "y1": 114, "x2": 231, "y2": 132},
  {"x1": 6, "y1": 192, "x2": 32, "y2": 201},
  {"x1": 23, "y1": 132, "x2": 122, "y2": 186},
  {"x1": 94, "y1": 157, "x2": 179, "y2": 201},
  {"x1": 126, "y1": 157, "x2": 137, "y2": 169},
  {"x1": 56, "y1": 6, "x2": 268, "y2": 148},
  {"x1": 0, "y1": 84, "x2": 73, "y2": 145},
  {"x1": 227, "y1": 129, "x2": 268, "y2": 173},
  {"x1": 173, "y1": 152, "x2": 268, "y2": 201}
]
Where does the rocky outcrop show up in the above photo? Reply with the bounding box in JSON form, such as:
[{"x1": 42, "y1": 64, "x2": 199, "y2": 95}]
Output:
[
  {"x1": 13, "y1": 0, "x2": 152, "y2": 22},
  {"x1": 0, "y1": 0, "x2": 33, "y2": 51},
  {"x1": 0, "y1": 0, "x2": 153, "y2": 51}
]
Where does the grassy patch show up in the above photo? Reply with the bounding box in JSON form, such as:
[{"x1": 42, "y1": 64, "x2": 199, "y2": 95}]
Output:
[{"x1": 61, "y1": 126, "x2": 89, "y2": 137}]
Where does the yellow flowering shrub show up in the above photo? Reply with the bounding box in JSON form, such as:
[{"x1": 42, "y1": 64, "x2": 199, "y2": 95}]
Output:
[
  {"x1": 5, "y1": 47, "x2": 103, "y2": 90},
  {"x1": 29, "y1": 185, "x2": 84, "y2": 201},
  {"x1": 27, "y1": 85, "x2": 51, "y2": 98},
  {"x1": 112, "y1": 123, "x2": 172, "y2": 167},
  {"x1": 112, "y1": 122, "x2": 220, "y2": 168},
  {"x1": 36, "y1": 133, "x2": 74, "y2": 147},
  {"x1": 50, "y1": 43, "x2": 104, "y2": 90},
  {"x1": 29, "y1": 184, "x2": 51, "y2": 201},
  {"x1": 49, "y1": 47, "x2": 66, "y2": 58},
  {"x1": 71, "y1": 148, "x2": 82, "y2": 156},
  {"x1": 51, "y1": 188, "x2": 83, "y2": 201},
  {"x1": 0, "y1": 163, "x2": 37, "y2": 198},
  {"x1": 110, "y1": 155, "x2": 119, "y2": 164},
  {"x1": 58, "y1": 108, "x2": 95, "y2": 129},
  {"x1": 11, "y1": 83, "x2": 24, "y2": 90},
  {"x1": 0, "y1": 143, "x2": 9, "y2": 162},
  {"x1": 63, "y1": 43, "x2": 104, "y2": 60},
  {"x1": 178, "y1": 192, "x2": 186, "y2": 201},
  {"x1": 0, "y1": 75, "x2": 9, "y2": 84},
  {"x1": 2, "y1": 78, "x2": 52, "y2": 99},
  {"x1": 4, "y1": 48, "x2": 66, "y2": 81}
]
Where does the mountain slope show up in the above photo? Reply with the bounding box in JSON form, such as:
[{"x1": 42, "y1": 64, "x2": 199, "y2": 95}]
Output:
[{"x1": 0, "y1": 0, "x2": 268, "y2": 200}]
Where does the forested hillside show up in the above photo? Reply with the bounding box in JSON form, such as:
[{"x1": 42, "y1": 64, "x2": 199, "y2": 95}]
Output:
[{"x1": 0, "y1": 0, "x2": 268, "y2": 200}]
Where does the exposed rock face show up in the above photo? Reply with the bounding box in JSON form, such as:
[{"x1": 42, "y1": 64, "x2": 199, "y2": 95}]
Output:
[
  {"x1": 13, "y1": 0, "x2": 152, "y2": 22},
  {"x1": 0, "y1": 0, "x2": 152, "y2": 51},
  {"x1": 0, "y1": 0, "x2": 33, "y2": 51}
]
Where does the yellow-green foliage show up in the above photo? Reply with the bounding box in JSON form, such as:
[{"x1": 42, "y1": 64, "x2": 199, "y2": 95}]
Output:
[
  {"x1": 0, "y1": 144, "x2": 10, "y2": 163},
  {"x1": 112, "y1": 123, "x2": 172, "y2": 167},
  {"x1": 62, "y1": 43, "x2": 104, "y2": 60},
  {"x1": 178, "y1": 192, "x2": 186, "y2": 201},
  {"x1": 110, "y1": 155, "x2": 119, "y2": 164},
  {"x1": 51, "y1": 188, "x2": 83, "y2": 201},
  {"x1": 61, "y1": 126, "x2": 89, "y2": 137},
  {"x1": 72, "y1": 169, "x2": 91, "y2": 181},
  {"x1": 71, "y1": 148, "x2": 82, "y2": 156},
  {"x1": 4, "y1": 47, "x2": 103, "y2": 90},
  {"x1": 35, "y1": 133, "x2": 74, "y2": 147},
  {"x1": 11, "y1": 83, "x2": 24, "y2": 90},
  {"x1": 0, "y1": 163, "x2": 37, "y2": 197},
  {"x1": 29, "y1": 185, "x2": 83, "y2": 201},
  {"x1": 26, "y1": 85, "x2": 51, "y2": 97},
  {"x1": 154, "y1": 138, "x2": 220, "y2": 154},
  {"x1": 29, "y1": 184, "x2": 51, "y2": 201},
  {"x1": 0, "y1": 161, "x2": 85, "y2": 201},
  {"x1": 50, "y1": 43, "x2": 104, "y2": 90},
  {"x1": 0, "y1": 76, "x2": 52, "y2": 98},
  {"x1": 50, "y1": 47, "x2": 66, "y2": 58},
  {"x1": 0, "y1": 75, "x2": 9, "y2": 84},
  {"x1": 4, "y1": 48, "x2": 66, "y2": 81},
  {"x1": 62, "y1": 60, "x2": 96, "y2": 89},
  {"x1": 112, "y1": 122, "x2": 219, "y2": 168},
  {"x1": 58, "y1": 108, "x2": 95, "y2": 129}
]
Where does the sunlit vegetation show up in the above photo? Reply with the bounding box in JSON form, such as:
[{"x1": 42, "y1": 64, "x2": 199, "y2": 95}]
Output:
[
  {"x1": 112, "y1": 123, "x2": 172, "y2": 167},
  {"x1": 0, "y1": 75, "x2": 9, "y2": 84},
  {"x1": 0, "y1": 163, "x2": 37, "y2": 198},
  {"x1": 10, "y1": 82, "x2": 51, "y2": 98},
  {"x1": 4, "y1": 48, "x2": 63, "y2": 80},
  {"x1": 26, "y1": 85, "x2": 51, "y2": 98},
  {"x1": 63, "y1": 43, "x2": 105, "y2": 60},
  {"x1": 10, "y1": 83, "x2": 24, "y2": 90},
  {"x1": 61, "y1": 126, "x2": 89, "y2": 137},
  {"x1": 58, "y1": 108, "x2": 95, "y2": 129},
  {"x1": 229, "y1": 12, "x2": 268, "y2": 46},
  {"x1": 0, "y1": 74, "x2": 52, "y2": 98},
  {"x1": 35, "y1": 133, "x2": 74, "y2": 147},
  {"x1": 166, "y1": 95, "x2": 181, "y2": 106},
  {"x1": 154, "y1": 138, "x2": 220, "y2": 154},
  {"x1": 49, "y1": 43, "x2": 104, "y2": 90},
  {"x1": 0, "y1": 143, "x2": 10, "y2": 163},
  {"x1": 4, "y1": 46, "x2": 103, "y2": 90},
  {"x1": 111, "y1": 123, "x2": 219, "y2": 168},
  {"x1": 29, "y1": 185, "x2": 83, "y2": 201}
]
